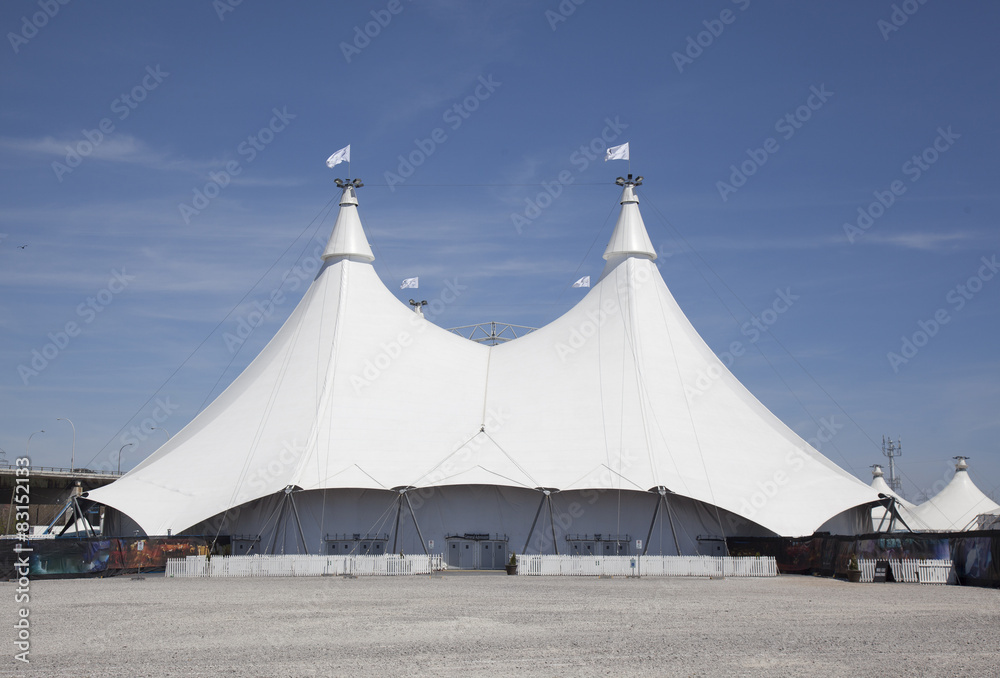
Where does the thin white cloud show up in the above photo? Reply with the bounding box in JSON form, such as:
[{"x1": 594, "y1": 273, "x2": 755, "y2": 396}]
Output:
[{"x1": 863, "y1": 231, "x2": 978, "y2": 251}]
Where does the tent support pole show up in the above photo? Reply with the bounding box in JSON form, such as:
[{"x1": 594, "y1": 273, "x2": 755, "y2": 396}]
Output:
[
  {"x1": 286, "y1": 490, "x2": 310, "y2": 555},
  {"x1": 890, "y1": 500, "x2": 914, "y2": 533},
  {"x1": 45, "y1": 499, "x2": 74, "y2": 536},
  {"x1": 663, "y1": 493, "x2": 682, "y2": 556},
  {"x1": 642, "y1": 492, "x2": 663, "y2": 556},
  {"x1": 391, "y1": 494, "x2": 404, "y2": 553},
  {"x1": 72, "y1": 496, "x2": 97, "y2": 538},
  {"x1": 546, "y1": 494, "x2": 559, "y2": 556},
  {"x1": 402, "y1": 491, "x2": 429, "y2": 555},
  {"x1": 522, "y1": 492, "x2": 547, "y2": 554},
  {"x1": 876, "y1": 500, "x2": 891, "y2": 532},
  {"x1": 265, "y1": 494, "x2": 286, "y2": 555}
]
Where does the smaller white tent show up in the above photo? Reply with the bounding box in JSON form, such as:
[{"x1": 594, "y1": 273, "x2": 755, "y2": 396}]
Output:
[
  {"x1": 870, "y1": 465, "x2": 915, "y2": 509},
  {"x1": 908, "y1": 458, "x2": 1000, "y2": 532},
  {"x1": 869, "y1": 464, "x2": 919, "y2": 531}
]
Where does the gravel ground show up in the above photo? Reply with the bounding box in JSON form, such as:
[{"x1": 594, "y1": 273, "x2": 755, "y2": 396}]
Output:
[{"x1": 2, "y1": 572, "x2": 998, "y2": 677}]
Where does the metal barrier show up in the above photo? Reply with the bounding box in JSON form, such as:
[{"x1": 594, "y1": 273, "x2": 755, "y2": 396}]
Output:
[
  {"x1": 165, "y1": 553, "x2": 445, "y2": 578},
  {"x1": 515, "y1": 555, "x2": 777, "y2": 577},
  {"x1": 857, "y1": 558, "x2": 954, "y2": 584}
]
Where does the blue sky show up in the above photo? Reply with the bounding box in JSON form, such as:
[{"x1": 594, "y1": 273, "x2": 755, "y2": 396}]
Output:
[{"x1": 1, "y1": 1, "x2": 997, "y2": 505}]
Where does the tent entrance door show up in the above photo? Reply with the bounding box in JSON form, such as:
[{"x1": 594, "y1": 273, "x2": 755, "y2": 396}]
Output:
[{"x1": 445, "y1": 534, "x2": 509, "y2": 570}]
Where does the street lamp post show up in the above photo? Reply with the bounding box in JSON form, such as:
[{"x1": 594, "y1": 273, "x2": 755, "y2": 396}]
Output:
[
  {"x1": 26, "y1": 430, "x2": 44, "y2": 457},
  {"x1": 118, "y1": 443, "x2": 133, "y2": 475},
  {"x1": 57, "y1": 417, "x2": 76, "y2": 472},
  {"x1": 150, "y1": 427, "x2": 169, "y2": 441}
]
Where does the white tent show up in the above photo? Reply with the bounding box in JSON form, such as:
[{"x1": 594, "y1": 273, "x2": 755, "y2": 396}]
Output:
[
  {"x1": 86, "y1": 177, "x2": 879, "y2": 557},
  {"x1": 869, "y1": 464, "x2": 919, "y2": 531},
  {"x1": 908, "y1": 458, "x2": 1000, "y2": 531}
]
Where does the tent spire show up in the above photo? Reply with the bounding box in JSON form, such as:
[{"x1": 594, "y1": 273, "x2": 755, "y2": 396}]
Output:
[
  {"x1": 599, "y1": 174, "x2": 656, "y2": 278},
  {"x1": 603, "y1": 174, "x2": 656, "y2": 261},
  {"x1": 321, "y1": 178, "x2": 375, "y2": 262}
]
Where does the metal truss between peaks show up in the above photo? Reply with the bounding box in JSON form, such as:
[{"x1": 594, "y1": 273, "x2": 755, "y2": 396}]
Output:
[{"x1": 447, "y1": 321, "x2": 536, "y2": 346}]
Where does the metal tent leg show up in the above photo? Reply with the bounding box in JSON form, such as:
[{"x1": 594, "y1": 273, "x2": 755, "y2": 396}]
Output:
[
  {"x1": 522, "y1": 491, "x2": 548, "y2": 554},
  {"x1": 402, "y1": 491, "x2": 429, "y2": 555},
  {"x1": 642, "y1": 492, "x2": 663, "y2": 556},
  {"x1": 663, "y1": 493, "x2": 682, "y2": 556},
  {"x1": 72, "y1": 496, "x2": 97, "y2": 538},
  {"x1": 265, "y1": 494, "x2": 287, "y2": 555},
  {"x1": 46, "y1": 499, "x2": 75, "y2": 536},
  {"x1": 890, "y1": 500, "x2": 915, "y2": 533},
  {"x1": 390, "y1": 494, "x2": 404, "y2": 554},
  {"x1": 546, "y1": 493, "x2": 559, "y2": 556},
  {"x1": 285, "y1": 487, "x2": 310, "y2": 555},
  {"x1": 876, "y1": 499, "x2": 891, "y2": 532},
  {"x1": 645, "y1": 487, "x2": 681, "y2": 556}
]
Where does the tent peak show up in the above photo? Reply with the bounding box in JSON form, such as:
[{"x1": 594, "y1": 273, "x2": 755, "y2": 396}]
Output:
[
  {"x1": 322, "y1": 180, "x2": 374, "y2": 262},
  {"x1": 614, "y1": 173, "x2": 644, "y2": 204},
  {"x1": 601, "y1": 174, "x2": 656, "y2": 272},
  {"x1": 953, "y1": 456, "x2": 969, "y2": 472}
]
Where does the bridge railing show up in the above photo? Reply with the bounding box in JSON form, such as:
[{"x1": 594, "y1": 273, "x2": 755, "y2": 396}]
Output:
[{"x1": 0, "y1": 463, "x2": 121, "y2": 476}]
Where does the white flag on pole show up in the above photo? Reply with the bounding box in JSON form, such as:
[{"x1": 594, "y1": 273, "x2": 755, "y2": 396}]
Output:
[
  {"x1": 572, "y1": 276, "x2": 591, "y2": 288},
  {"x1": 326, "y1": 145, "x2": 351, "y2": 168},
  {"x1": 605, "y1": 142, "x2": 629, "y2": 162},
  {"x1": 400, "y1": 277, "x2": 419, "y2": 289}
]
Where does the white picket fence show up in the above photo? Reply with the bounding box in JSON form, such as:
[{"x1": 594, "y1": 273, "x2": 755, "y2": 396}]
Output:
[
  {"x1": 165, "y1": 553, "x2": 445, "y2": 578},
  {"x1": 515, "y1": 555, "x2": 777, "y2": 578},
  {"x1": 857, "y1": 558, "x2": 954, "y2": 584}
]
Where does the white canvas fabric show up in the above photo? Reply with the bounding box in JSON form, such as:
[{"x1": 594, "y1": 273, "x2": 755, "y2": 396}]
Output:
[
  {"x1": 909, "y1": 459, "x2": 1000, "y2": 531},
  {"x1": 87, "y1": 180, "x2": 879, "y2": 538},
  {"x1": 870, "y1": 468, "x2": 916, "y2": 509}
]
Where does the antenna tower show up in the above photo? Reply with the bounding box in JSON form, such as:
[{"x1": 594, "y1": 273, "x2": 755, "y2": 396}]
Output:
[{"x1": 882, "y1": 435, "x2": 903, "y2": 495}]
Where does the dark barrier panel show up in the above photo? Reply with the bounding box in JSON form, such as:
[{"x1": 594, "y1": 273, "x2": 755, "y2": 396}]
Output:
[
  {"x1": 728, "y1": 530, "x2": 1000, "y2": 588},
  {"x1": 0, "y1": 537, "x2": 221, "y2": 579}
]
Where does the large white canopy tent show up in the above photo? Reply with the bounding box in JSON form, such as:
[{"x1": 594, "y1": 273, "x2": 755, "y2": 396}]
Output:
[
  {"x1": 907, "y1": 458, "x2": 1000, "y2": 532},
  {"x1": 86, "y1": 175, "x2": 880, "y2": 557}
]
